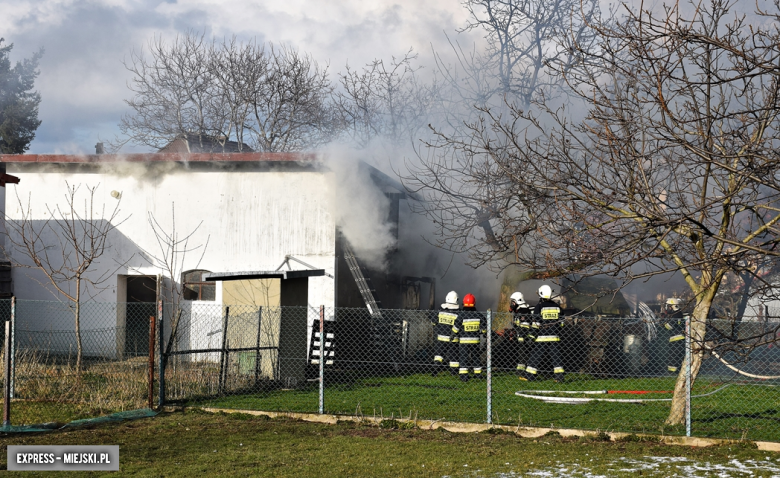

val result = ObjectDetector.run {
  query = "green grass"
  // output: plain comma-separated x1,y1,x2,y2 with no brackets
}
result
0,401,124,427
0,409,776,477
184,372,780,442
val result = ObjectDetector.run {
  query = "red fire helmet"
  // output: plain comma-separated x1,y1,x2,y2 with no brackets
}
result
463,293,476,308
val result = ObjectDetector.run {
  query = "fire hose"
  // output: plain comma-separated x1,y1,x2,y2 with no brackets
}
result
709,349,780,380
515,384,732,404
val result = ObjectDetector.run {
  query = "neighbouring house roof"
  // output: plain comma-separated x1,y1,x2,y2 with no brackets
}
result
159,134,254,154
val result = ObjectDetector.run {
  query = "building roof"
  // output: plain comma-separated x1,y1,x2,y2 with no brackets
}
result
0,152,318,164
159,134,254,154
0,152,412,197
205,270,325,281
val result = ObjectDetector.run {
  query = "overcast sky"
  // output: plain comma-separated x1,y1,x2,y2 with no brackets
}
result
1,0,471,154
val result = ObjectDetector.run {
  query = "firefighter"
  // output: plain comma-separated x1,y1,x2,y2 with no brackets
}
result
432,290,460,376
510,291,533,377
521,284,565,383
454,293,486,382
662,298,686,374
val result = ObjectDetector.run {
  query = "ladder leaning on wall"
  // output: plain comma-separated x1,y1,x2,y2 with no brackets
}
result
341,242,405,369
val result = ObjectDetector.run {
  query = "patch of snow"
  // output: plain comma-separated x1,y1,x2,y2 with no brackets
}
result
483,456,780,478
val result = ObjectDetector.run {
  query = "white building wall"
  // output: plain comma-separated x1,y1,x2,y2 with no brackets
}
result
4,163,337,339
746,294,780,322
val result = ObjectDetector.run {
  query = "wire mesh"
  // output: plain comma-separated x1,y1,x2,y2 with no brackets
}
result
1,299,779,442
2,300,157,427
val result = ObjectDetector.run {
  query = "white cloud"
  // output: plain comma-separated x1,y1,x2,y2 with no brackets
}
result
0,0,471,154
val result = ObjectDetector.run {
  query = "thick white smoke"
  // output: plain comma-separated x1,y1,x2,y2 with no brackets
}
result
321,142,396,271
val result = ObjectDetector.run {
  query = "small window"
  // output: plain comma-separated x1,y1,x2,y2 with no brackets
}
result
182,270,216,301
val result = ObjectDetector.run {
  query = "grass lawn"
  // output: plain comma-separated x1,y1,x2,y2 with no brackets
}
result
0,401,122,429
0,409,777,477
185,371,780,442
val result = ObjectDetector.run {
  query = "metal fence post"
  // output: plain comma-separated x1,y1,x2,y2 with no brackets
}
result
254,307,263,385
685,314,691,437
158,300,165,408
148,315,156,409
9,297,15,400
319,305,324,415
487,308,492,425
218,307,230,395
3,320,11,427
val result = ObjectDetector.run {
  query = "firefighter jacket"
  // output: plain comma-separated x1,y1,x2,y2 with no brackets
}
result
532,299,564,342
663,309,685,343
434,306,460,343
453,307,486,344
512,306,533,342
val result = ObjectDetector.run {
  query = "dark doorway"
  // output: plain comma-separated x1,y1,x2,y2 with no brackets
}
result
126,276,157,357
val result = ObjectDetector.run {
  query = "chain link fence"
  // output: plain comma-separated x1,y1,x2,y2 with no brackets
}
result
1,300,157,428
2,299,780,442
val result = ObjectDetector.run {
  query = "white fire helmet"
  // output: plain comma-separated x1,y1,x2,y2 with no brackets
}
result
510,291,524,304
538,284,553,300
445,291,459,306
666,298,681,311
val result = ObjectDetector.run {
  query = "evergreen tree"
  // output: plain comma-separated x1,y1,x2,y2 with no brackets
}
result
0,38,43,154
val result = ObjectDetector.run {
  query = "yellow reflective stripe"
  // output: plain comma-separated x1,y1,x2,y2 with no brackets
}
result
541,307,560,320
664,323,673,330
669,335,685,342
438,312,456,325
554,367,564,373
668,366,678,372
460,338,480,344
526,367,538,374
535,336,560,342
437,335,452,342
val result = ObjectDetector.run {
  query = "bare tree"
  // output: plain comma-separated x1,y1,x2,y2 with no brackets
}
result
3,183,128,373
117,32,227,151
434,0,601,112
334,50,436,147
245,43,336,152
406,0,780,425
142,205,209,370
117,32,336,152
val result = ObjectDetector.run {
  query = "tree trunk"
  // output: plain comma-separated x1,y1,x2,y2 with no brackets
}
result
75,277,83,376
162,308,183,371
665,293,713,425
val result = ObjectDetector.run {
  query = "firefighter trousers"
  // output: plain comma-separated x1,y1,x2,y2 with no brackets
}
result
434,339,459,374
525,339,564,379
459,342,482,375
516,340,532,374
667,337,685,373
